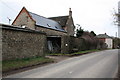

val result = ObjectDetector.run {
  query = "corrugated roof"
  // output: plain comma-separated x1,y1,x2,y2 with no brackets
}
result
48,16,69,27
97,34,111,38
29,12,65,32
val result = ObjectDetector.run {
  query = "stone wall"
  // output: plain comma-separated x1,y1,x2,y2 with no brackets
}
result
2,24,46,60
61,36,71,54
36,26,67,36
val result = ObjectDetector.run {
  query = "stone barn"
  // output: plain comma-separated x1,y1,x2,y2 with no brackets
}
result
12,7,75,53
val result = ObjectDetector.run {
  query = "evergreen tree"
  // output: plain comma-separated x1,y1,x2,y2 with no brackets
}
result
76,27,84,37
90,31,96,36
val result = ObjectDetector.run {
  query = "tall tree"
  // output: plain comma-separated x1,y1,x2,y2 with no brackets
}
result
76,27,84,37
90,31,96,36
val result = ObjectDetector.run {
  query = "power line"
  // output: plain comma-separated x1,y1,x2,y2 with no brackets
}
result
0,0,19,24
0,0,17,12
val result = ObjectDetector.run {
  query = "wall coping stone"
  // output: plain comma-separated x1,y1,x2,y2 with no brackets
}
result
0,24,46,35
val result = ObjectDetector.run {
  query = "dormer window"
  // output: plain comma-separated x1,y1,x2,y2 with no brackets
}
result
55,26,58,29
47,24,51,27
21,25,26,28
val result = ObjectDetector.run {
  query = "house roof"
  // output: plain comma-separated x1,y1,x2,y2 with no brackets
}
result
97,34,111,38
48,16,69,27
29,12,65,32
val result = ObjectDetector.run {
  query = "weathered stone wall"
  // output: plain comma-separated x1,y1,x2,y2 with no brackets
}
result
36,26,67,36
2,24,46,60
61,36,71,54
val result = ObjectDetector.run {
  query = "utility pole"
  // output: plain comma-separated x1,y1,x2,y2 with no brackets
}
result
116,32,117,37
118,1,120,38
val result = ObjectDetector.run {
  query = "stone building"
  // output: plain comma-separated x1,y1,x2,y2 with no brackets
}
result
97,33,113,49
12,7,75,53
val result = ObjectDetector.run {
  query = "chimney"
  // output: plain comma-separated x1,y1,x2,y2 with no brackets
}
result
69,8,72,17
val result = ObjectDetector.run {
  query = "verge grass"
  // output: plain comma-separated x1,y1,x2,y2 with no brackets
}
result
48,49,100,56
2,56,53,72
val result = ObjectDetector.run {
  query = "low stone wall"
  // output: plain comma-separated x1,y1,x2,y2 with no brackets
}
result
61,36,71,54
1,24,46,60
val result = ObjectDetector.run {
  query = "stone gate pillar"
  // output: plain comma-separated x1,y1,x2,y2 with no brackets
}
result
61,36,70,54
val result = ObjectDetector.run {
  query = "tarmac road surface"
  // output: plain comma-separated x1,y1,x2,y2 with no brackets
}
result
4,49,118,78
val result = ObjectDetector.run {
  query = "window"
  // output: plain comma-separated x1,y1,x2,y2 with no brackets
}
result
55,26,58,29
47,24,51,27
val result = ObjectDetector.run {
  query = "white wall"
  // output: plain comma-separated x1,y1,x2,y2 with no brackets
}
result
105,38,113,48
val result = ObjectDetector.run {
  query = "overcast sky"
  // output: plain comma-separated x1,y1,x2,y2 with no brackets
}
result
0,0,119,37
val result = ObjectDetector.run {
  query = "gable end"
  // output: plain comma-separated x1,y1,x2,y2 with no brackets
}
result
12,7,35,25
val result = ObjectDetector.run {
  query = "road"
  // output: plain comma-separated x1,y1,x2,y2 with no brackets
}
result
5,49,118,78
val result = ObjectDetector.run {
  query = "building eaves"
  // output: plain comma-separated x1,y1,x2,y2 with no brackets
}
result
1,24,46,34
28,12,65,31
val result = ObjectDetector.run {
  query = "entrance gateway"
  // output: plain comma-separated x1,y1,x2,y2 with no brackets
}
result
47,36,61,53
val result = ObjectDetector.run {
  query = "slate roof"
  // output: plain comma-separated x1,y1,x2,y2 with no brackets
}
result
29,12,65,32
97,34,111,38
48,16,69,27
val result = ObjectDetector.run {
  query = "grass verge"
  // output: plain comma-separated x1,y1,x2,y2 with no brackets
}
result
2,56,54,72
48,49,100,56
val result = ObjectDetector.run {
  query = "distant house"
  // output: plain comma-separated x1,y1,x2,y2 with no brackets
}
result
12,7,75,53
97,33,113,48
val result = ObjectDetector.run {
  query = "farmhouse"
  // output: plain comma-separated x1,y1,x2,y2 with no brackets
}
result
12,7,75,53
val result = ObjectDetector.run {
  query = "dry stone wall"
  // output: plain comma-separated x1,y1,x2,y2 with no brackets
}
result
2,24,46,60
